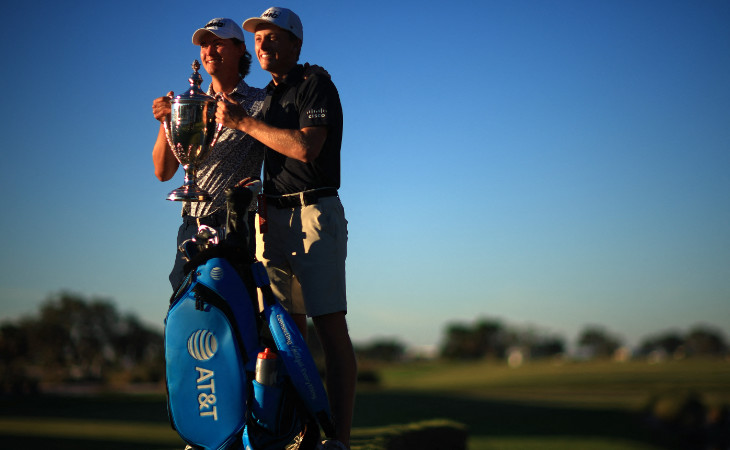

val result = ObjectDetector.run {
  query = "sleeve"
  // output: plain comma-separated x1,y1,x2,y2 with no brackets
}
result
298,74,339,129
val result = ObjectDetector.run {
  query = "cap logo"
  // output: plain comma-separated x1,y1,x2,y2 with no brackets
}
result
205,20,225,29
262,11,280,19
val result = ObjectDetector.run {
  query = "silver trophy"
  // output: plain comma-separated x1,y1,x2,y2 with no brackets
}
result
163,60,223,201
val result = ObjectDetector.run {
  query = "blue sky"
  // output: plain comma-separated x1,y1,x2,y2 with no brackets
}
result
2,0,728,351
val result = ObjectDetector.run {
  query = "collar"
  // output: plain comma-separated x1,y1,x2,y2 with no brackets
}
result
206,77,251,97
266,64,305,93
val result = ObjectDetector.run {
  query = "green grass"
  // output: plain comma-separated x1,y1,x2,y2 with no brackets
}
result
1,359,728,449
375,358,730,449
0,417,178,446
380,358,730,408
468,436,662,450
0,393,180,449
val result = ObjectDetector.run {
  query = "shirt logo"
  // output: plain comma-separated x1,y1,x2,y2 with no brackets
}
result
306,108,327,119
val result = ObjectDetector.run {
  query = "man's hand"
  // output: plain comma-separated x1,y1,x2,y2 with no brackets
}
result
303,62,330,79
152,91,173,122
216,92,248,130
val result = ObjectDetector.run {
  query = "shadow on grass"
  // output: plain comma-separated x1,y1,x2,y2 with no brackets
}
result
0,393,181,450
0,392,170,423
0,435,179,450
1,391,680,449
353,389,671,449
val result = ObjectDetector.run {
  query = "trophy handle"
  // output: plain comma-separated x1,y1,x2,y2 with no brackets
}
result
209,122,224,149
162,93,175,150
163,118,174,151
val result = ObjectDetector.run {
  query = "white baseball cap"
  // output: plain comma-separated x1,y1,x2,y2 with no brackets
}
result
192,18,246,45
242,7,303,41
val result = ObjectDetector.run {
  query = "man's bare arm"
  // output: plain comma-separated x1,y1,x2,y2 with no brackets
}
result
151,92,180,181
216,93,327,163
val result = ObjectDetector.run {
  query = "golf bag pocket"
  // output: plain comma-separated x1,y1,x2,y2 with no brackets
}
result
165,257,261,450
244,379,303,449
251,380,283,431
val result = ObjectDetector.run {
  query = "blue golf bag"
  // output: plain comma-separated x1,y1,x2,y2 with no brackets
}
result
164,184,335,450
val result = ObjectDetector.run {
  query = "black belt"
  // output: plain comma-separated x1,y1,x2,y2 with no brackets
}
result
266,188,338,209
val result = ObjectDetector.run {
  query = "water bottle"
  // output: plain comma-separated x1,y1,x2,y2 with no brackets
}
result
255,348,278,386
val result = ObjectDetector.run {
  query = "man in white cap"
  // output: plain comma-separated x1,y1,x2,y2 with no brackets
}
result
216,7,356,450
151,18,266,290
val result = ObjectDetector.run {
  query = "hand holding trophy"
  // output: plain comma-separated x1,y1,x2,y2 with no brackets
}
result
163,60,223,201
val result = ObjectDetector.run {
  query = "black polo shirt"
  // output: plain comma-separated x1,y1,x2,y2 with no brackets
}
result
261,64,343,195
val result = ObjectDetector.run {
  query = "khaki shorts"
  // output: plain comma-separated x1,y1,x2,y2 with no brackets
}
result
255,195,348,317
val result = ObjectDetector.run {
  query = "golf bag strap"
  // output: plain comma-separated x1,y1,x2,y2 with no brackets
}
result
251,262,280,308
251,262,269,288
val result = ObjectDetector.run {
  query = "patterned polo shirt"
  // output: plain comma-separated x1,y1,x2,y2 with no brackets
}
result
182,78,266,217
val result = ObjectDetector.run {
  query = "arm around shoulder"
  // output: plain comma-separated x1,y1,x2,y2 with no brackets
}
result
238,115,327,163
215,92,328,163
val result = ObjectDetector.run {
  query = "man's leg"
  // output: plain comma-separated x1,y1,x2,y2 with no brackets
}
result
312,312,357,448
291,313,308,337
169,218,193,290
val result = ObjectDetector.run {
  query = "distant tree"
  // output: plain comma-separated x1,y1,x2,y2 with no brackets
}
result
440,318,506,359
638,330,684,357
1,291,163,388
439,318,567,361
26,293,123,381
0,322,30,361
355,338,405,362
440,322,474,359
500,326,565,360
112,314,165,382
473,319,506,359
531,336,566,358
684,325,727,357
577,325,622,359
0,321,36,392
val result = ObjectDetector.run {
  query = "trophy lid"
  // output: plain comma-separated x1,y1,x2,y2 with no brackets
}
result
174,60,215,102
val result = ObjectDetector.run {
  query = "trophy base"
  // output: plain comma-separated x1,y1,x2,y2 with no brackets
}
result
166,186,211,202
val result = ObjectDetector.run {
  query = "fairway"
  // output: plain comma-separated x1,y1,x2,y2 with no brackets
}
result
381,358,730,408
1,359,728,449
